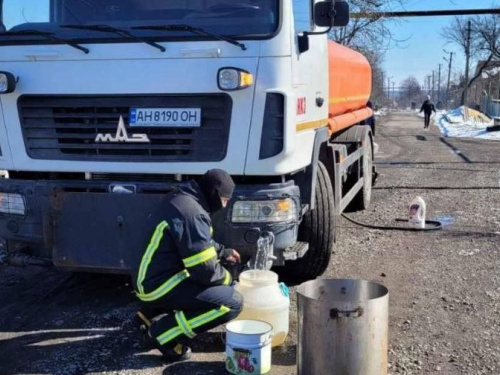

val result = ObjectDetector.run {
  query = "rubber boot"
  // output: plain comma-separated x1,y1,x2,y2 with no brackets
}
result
146,331,192,363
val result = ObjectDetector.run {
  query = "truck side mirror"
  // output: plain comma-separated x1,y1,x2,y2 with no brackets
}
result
313,0,350,28
299,0,349,54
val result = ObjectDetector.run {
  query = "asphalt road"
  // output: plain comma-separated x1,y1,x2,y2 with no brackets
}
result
1,111,499,375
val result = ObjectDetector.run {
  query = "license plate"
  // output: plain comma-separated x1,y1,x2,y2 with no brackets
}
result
129,108,201,127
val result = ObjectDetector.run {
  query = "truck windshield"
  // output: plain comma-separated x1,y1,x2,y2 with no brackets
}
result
0,0,279,46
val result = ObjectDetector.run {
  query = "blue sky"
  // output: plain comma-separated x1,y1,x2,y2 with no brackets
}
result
384,0,497,88
3,0,48,29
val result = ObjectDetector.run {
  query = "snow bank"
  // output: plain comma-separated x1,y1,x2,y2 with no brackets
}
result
435,106,499,141
444,106,491,124
374,108,388,117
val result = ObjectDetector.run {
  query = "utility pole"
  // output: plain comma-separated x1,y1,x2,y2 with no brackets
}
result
427,75,431,95
438,63,442,105
392,82,395,102
387,77,391,100
432,71,435,101
463,19,472,106
445,51,454,107
381,71,385,97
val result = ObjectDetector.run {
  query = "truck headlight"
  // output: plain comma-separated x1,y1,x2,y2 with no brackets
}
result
0,193,26,215
231,198,297,223
217,67,253,91
0,72,16,94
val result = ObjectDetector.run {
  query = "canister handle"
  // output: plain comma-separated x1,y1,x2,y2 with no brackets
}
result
330,307,364,319
279,282,289,297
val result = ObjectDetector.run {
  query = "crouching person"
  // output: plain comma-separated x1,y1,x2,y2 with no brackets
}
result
131,169,243,362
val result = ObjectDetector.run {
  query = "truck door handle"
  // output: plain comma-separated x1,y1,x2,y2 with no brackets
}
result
24,52,61,60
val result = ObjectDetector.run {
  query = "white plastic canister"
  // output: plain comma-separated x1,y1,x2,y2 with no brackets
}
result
235,270,289,347
225,320,273,375
408,196,426,229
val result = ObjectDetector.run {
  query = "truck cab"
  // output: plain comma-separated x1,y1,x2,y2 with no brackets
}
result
0,0,372,280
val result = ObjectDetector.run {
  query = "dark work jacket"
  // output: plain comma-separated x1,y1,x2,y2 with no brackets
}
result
420,100,436,114
130,181,231,297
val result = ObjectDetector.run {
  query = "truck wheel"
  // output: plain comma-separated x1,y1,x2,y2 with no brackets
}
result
348,132,373,211
284,161,335,281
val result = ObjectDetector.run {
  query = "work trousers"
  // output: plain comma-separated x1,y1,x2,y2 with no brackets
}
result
424,112,431,128
141,280,243,348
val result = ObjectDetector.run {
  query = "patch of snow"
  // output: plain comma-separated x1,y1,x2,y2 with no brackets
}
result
444,107,467,124
482,66,500,78
374,107,388,117
435,107,500,141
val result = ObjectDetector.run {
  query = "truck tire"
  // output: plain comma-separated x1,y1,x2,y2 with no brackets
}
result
348,131,373,211
284,161,335,281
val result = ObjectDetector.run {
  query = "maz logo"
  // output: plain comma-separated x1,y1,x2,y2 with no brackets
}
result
95,116,150,143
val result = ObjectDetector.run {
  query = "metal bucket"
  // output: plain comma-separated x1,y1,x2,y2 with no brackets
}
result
296,279,389,375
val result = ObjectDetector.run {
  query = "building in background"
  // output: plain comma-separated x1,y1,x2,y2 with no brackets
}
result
470,60,500,120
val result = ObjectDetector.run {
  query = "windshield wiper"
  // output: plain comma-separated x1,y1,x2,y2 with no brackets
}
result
0,30,89,54
61,24,166,52
132,25,247,51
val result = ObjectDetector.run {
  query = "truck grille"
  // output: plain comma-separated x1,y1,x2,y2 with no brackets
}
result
18,94,232,162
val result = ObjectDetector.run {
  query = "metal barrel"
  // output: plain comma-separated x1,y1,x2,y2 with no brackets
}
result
296,279,389,375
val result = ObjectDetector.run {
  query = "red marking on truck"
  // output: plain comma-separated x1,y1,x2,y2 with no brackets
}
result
297,97,306,115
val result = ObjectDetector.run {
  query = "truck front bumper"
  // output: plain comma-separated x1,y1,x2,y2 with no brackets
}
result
0,179,302,271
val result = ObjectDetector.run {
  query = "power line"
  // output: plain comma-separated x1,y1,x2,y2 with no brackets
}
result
351,8,500,19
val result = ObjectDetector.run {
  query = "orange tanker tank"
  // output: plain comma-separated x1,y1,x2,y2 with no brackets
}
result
328,41,373,134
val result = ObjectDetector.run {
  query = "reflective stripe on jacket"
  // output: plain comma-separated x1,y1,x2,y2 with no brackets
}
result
131,181,232,302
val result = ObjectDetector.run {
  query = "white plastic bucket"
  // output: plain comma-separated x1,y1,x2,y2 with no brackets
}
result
225,320,273,375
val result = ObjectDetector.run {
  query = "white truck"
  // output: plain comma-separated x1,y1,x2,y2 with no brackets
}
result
0,0,374,280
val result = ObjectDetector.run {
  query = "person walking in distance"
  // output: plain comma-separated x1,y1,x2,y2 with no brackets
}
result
420,95,436,129
131,169,243,362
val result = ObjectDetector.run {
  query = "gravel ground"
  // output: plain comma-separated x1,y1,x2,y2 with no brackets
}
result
1,111,499,375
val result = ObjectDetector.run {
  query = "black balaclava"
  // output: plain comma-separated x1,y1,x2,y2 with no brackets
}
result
198,169,235,213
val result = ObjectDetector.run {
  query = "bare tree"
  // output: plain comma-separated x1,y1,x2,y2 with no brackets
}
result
330,0,409,51
441,17,480,58
362,48,386,106
401,76,422,99
475,14,500,58
441,13,500,96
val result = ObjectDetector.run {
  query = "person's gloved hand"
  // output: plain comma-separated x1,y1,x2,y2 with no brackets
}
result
221,248,241,264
